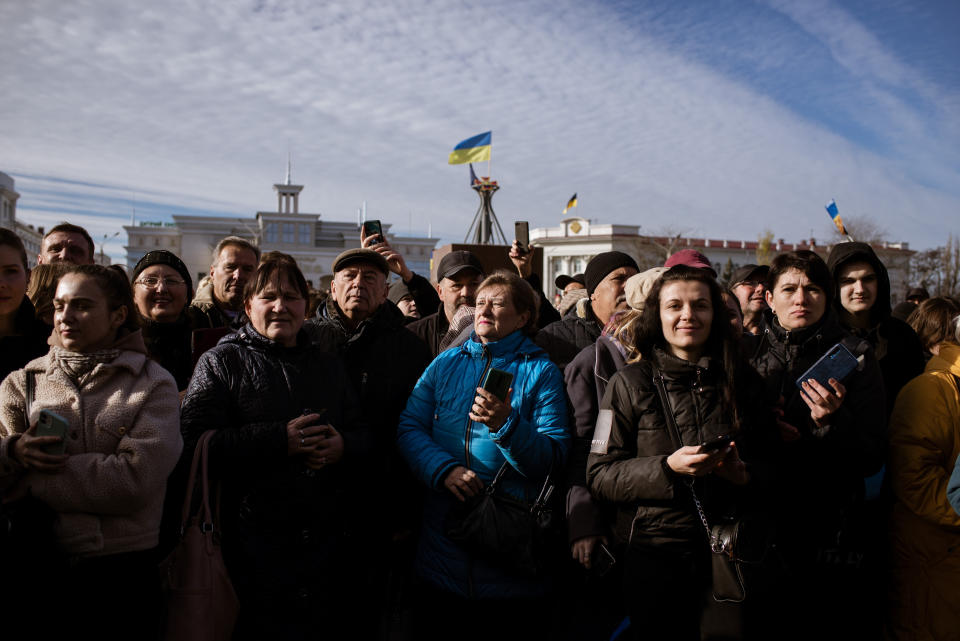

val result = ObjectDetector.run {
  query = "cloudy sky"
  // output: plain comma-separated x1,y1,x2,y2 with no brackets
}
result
2,0,958,261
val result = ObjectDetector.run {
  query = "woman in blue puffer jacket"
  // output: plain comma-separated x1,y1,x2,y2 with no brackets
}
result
398,270,568,640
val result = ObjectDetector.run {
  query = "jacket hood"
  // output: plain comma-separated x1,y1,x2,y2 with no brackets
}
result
927,341,960,379
192,280,215,306
826,241,891,321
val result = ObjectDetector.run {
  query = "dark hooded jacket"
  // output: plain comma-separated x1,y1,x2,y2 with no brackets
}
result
140,314,195,391
826,242,925,416
0,297,51,382
535,298,603,372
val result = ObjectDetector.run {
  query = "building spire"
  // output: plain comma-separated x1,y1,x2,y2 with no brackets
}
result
285,153,292,186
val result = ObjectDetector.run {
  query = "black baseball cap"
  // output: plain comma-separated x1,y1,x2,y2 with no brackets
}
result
437,250,484,281
729,264,769,287
555,273,585,290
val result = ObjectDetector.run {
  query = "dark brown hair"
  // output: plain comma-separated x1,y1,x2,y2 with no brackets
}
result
243,252,309,302
476,270,539,336
44,223,95,261
907,297,960,352
766,250,834,305
0,227,28,270
62,264,140,333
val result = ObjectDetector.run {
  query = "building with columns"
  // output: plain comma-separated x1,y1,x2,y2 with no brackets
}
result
1,171,44,268
124,173,436,289
533,216,916,303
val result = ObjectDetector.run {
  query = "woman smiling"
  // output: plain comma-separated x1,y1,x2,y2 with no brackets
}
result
587,265,774,640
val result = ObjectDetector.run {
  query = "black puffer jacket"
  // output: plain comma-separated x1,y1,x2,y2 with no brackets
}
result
826,241,925,416
587,348,774,548
0,297,50,382
534,298,602,372
180,324,367,637
748,309,886,551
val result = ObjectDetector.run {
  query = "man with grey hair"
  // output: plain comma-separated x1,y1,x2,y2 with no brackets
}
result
188,236,260,329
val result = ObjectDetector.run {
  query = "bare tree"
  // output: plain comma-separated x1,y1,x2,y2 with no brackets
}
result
821,214,888,245
908,235,960,298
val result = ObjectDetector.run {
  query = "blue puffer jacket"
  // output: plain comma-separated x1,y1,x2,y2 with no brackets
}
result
397,329,569,599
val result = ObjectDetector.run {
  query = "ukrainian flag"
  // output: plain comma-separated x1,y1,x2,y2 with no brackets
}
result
563,193,578,215
448,131,492,165
825,199,847,235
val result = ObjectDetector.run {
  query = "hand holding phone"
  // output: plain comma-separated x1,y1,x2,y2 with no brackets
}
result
699,434,732,454
514,221,530,255
36,409,69,455
361,219,384,245
471,368,514,431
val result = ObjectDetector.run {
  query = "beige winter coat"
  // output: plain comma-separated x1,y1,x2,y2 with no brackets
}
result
0,330,182,558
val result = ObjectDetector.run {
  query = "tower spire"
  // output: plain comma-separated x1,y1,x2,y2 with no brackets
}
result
285,153,292,186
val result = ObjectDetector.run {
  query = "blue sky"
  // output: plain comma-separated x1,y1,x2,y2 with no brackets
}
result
2,0,957,262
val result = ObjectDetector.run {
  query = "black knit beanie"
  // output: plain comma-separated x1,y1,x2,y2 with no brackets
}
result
584,251,639,295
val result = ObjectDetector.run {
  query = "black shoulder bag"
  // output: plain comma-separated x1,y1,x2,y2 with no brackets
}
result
445,450,560,578
653,371,768,603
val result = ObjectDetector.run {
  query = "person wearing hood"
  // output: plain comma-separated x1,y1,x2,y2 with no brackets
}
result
826,241,925,417
0,264,182,641
747,250,886,640
0,228,51,381
130,249,196,391
535,251,639,372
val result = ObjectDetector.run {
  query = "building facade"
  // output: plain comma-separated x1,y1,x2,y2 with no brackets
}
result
533,216,916,302
124,177,436,289
1,171,44,268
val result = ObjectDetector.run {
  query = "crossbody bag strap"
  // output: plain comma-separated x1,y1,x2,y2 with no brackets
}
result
487,442,557,511
653,371,717,548
25,371,34,419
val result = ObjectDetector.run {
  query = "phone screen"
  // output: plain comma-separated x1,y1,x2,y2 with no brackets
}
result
481,368,513,402
362,219,383,243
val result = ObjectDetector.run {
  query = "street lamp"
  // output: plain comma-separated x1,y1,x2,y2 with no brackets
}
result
100,231,120,265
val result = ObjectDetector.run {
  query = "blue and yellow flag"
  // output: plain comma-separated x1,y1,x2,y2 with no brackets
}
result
563,193,578,215
448,131,492,165
825,199,847,235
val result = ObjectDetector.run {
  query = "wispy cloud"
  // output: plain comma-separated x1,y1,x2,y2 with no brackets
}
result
1,0,957,263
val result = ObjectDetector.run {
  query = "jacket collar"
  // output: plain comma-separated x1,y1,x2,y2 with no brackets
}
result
462,329,541,360
222,323,310,353
928,341,960,379
319,296,403,337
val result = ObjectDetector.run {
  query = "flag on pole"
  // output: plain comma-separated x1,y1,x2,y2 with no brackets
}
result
448,131,492,164
469,163,479,185
563,193,578,215
825,199,847,235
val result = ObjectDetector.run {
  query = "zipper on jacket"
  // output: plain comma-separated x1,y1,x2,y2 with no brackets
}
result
464,345,493,470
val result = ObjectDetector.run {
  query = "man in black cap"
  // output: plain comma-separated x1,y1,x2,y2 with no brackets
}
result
306,246,431,635
729,263,770,336
408,250,485,358
535,250,639,371
388,280,421,320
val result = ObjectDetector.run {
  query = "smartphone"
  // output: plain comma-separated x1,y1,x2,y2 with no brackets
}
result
796,343,860,391
699,434,732,453
481,368,513,402
514,221,530,254
36,409,69,455
593,543,616,577
362,219,383,244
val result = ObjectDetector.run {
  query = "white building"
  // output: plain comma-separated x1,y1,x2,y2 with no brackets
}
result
124,175,436,289
533,216,916,302
1,171,43,268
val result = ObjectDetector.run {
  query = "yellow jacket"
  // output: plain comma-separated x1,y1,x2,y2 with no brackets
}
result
887,341,960,641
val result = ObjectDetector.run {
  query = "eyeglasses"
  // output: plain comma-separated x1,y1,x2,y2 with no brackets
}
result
136,277,186,289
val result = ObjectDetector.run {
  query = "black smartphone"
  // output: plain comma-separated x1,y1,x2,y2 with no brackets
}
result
362,219,383,244
699,434,732,453
796,343,859,391
481,368,513,402
514,221,530,254
37,409,69,455
593,542,616,577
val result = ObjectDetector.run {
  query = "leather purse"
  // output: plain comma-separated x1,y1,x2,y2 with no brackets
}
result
160,430,239,641
445,457,557,577
653,372,770,603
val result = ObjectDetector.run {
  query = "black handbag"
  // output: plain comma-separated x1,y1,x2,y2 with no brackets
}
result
653,372,770,603
445,457,558,577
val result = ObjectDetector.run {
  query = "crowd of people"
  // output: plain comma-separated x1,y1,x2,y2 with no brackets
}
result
0,220,959,641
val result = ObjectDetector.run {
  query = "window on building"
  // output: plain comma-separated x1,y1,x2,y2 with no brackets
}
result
299,224,311,245
283,223,295,243
265,223,278,243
